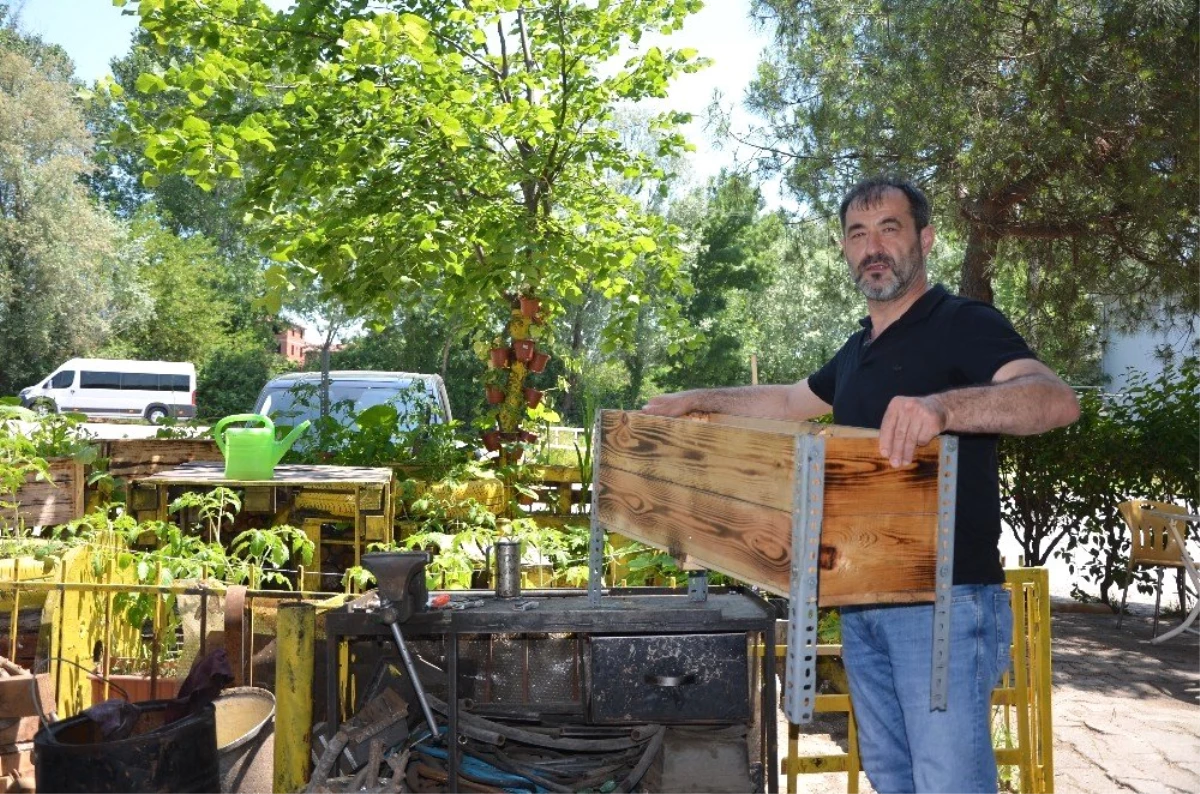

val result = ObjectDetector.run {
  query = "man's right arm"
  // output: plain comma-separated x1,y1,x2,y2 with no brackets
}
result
641,379,832,422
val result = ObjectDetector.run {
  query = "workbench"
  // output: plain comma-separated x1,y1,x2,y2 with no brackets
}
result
324,588,779,793
133,463,395,591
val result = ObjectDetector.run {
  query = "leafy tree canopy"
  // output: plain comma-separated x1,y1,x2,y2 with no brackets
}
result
106,0,708,362
0,20,124,394
746,0,1198,348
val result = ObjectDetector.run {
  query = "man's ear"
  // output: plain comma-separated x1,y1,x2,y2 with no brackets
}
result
920,225,935,258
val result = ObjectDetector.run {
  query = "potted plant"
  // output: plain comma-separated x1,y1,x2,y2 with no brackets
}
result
523,387,544,409
513,338,536,363
484,370,507,405
529,350,551,373
518,295,541,320
488,341,511,369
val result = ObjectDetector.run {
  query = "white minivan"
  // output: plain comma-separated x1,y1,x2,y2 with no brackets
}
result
19,358,197,422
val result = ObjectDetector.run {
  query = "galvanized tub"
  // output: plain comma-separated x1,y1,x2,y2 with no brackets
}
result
214,687,275,794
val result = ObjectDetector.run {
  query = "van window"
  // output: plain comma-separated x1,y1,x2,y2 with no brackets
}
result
166,374,190,392
80,371,122,389
50,370,74,389
122,372,158,390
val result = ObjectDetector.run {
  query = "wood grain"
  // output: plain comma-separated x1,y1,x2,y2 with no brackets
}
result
596,465,792,593
600,411,795,511
15,460,83,528
104,438,223,482
824,436,941,516
596,410,945,605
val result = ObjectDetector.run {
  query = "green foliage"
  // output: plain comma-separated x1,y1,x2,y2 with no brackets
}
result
1000,359,1198,604
100,208,238,365
169,486,241,544
0,34,124,395
110,0,707,441
197,345,292,420
748,0,1198,370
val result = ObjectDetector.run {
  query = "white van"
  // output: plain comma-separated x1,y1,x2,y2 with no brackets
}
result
19,358,197,422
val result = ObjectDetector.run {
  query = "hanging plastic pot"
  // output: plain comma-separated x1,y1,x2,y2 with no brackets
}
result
519,296,541,320
513,339,536,363
523,388,543,409
485,386,505,405
528,350,551,373
489,347,511,368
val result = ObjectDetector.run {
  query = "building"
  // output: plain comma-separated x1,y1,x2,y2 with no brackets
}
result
276,323,307,365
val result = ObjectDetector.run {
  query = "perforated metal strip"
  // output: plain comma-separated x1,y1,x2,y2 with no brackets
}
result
784,433,825,724
587,410,606,607
930,434,959,711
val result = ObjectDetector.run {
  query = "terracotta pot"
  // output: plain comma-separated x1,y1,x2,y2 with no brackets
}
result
523,387,543,409
519,430,538,444
513,339,536,363
89,672,183,704
482,430,503,452
489,347,511,368
485,385,505,405
519,296,541,319
528,350,551,373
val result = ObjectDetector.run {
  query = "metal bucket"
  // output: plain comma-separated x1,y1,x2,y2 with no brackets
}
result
33,700,219,793
214,687,275,794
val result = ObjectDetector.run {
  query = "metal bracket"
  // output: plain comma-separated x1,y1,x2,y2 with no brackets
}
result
784,434,825,724
687,570,709,602
931,435,959,711
588,411,605,607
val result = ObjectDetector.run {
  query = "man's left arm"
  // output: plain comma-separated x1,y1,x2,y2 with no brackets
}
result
878,358,1081,468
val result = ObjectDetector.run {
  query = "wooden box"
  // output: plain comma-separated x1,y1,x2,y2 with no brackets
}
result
102,438,223,482
14,459,83,529
595,411,949,606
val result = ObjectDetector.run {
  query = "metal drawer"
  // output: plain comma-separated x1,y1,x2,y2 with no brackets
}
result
587,633,750,724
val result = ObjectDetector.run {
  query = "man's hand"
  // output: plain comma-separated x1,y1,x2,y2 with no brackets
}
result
642,391,696,417
878,395,948,468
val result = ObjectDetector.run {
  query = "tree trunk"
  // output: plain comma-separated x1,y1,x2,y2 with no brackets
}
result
558,304,586,421
959,221,999,304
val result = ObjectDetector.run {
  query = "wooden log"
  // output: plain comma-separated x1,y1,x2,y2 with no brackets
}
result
595,410,943,606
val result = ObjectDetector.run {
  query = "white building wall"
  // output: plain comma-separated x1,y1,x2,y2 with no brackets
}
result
1100,315,1198,392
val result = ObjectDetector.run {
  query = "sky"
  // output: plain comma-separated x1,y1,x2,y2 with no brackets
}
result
14,0,774,187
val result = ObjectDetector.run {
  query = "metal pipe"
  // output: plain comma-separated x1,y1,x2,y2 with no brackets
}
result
275,602,316,793
386,620,440,737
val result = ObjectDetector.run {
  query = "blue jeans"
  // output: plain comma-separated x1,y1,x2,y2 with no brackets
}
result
841,584,1013,794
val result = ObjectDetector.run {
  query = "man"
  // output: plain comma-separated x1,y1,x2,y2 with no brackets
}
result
643,177,1079,794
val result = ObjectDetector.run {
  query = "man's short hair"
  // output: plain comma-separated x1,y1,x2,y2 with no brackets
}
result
838,177,931,232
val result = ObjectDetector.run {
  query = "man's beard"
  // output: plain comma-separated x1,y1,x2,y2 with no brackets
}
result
854,243,923,301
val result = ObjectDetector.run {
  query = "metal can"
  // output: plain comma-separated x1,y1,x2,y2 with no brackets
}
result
494,538,521,598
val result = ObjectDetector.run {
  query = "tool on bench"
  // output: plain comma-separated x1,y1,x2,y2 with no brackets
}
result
361,552,440,740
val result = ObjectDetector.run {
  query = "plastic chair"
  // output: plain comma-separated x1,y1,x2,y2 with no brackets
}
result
1116,500,1192,638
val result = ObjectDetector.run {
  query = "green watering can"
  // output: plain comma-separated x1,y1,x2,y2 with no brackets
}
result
212,414,311,480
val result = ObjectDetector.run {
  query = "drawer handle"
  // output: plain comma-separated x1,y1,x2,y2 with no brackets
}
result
644,673,697,687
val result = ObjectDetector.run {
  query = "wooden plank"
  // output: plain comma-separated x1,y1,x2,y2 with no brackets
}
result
600,411,796,512
595,410,944,605
15,460,83,528
824,436,940,516
596,466,793,593
141,462,394,486
818,513,937,606
695,412,878,438
104,438,223,482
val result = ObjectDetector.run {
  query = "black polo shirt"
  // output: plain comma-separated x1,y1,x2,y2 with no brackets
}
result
808,285,1037,585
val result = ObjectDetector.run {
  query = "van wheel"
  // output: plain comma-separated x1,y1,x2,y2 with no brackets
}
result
145,405,169,423
31,399,56,416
